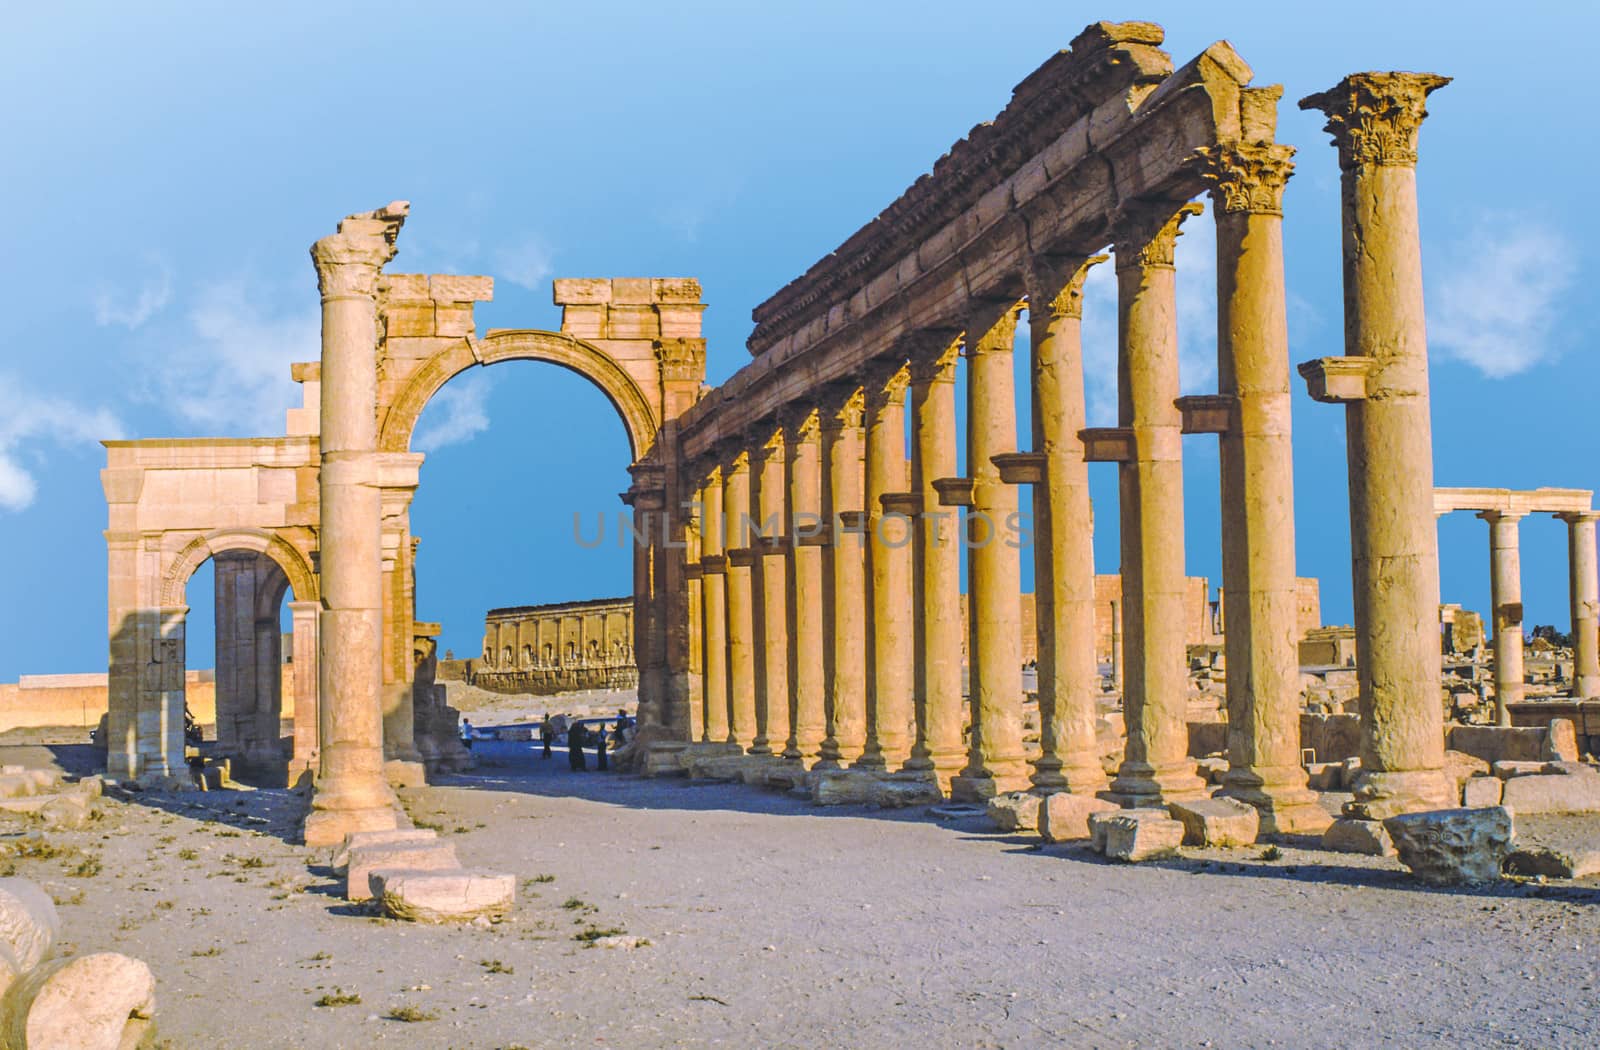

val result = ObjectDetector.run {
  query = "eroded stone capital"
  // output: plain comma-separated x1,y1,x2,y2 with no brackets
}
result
907,333,962,385
860,358,911,409
1112,201,1203,271
963,302,1024,357
1026,254,1108,319
1196,143,1296,216
818,384,866,433
780,405,822,445
654,337,706,383
310,201,410,300
1298,73,1451,171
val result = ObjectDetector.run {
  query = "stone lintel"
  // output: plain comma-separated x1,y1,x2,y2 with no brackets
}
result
932,477,976,508
1175,394,1235,434
1297,356,1374,403
1434,486,1595,518
699,554,728,574
1079,427,1135,463
991,452,1045,486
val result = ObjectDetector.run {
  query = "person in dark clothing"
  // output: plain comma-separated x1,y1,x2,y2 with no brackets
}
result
540,714,552,759
567,723,587,772
596,725,609,772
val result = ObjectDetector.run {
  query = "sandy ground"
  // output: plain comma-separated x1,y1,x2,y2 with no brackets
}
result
2,741,1598,1049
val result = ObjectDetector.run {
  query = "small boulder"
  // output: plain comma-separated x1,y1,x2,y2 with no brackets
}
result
345,841,460,901
1098,812,1185,863
0,879,60,972
1305,763,1341,791
1461,776,1503,808
985,792,1042,833
1,951,155,1050
1383,806,1514,886
1339,756,1363,790
1441,750,1491,789
1037,793,1117,843
1168,797,1260,847
372,869,515,924
1500,773,1600,815
809,770,877,806
1543,718,1580,763
1322,818,1395,857
1503,846,1600,880
37,796,90,832
330,829,438,874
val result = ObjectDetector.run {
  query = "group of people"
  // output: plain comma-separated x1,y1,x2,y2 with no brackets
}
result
457,709,633,774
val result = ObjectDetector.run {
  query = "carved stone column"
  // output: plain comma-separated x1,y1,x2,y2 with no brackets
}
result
288,600,321,778
818,387,868,767
950,306,1030,801
304,202,408,847
858,361,913,771
1106,203,1208,807
1481,510,1526,724
698,465,731,744
1561,512,1600,698
1026,256,1109,795
904,339,965,785
785,409,827,762
1201,139,1328,833
1299,74,1455,819
721,450,758,749
749,426,790,756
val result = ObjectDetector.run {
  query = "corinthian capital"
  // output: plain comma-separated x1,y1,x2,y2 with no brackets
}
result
310,201,411,300
1196,143,1296,215
1112,201,1203,271
1026,254,1108,319
1299,73,1450,171
861,357,911,409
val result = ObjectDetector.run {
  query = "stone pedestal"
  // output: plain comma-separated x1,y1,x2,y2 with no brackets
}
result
818,388,868,767
1482,510,1526,725
1105,205,1207,807
1299,74,1455,819
305,202,410,847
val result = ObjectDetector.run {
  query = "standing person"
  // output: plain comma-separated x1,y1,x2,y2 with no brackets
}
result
596,725,609,772
460,718,474,752
567,722,587,772
615,708,632,745
540,713,553,760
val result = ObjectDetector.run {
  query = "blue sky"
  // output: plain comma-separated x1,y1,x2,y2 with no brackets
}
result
1,1,1595,677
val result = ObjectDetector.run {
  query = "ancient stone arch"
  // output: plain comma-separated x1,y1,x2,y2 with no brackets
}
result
377,329,661,460
159,527,320,608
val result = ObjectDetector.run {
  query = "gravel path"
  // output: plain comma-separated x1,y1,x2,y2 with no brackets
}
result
7,743,1598,1048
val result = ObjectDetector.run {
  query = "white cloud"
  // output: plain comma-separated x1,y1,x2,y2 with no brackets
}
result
1428,215,1577,378
152,280,320,436
495,238,553,292
414,369,492,451
0,375,123,512
93,263,172,329
1079,203,1218,427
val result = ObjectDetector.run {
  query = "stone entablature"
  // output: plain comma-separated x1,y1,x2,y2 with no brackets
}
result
472,598,637,696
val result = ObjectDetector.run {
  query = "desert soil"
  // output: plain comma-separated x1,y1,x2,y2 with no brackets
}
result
3,741,1597,1049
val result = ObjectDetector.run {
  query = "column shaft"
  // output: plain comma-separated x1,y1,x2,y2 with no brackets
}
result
1565,513,1600,698
750,429,790,755
818,391,868,766
699,469,730,743
859,364,913,770
722,452,757,748
288,601,321,777
786,412,827,761
1483,511,1525,725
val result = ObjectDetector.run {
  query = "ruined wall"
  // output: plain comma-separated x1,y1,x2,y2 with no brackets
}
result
0,672,221,733
470,597,638,696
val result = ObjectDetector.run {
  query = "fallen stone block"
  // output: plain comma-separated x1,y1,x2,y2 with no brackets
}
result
1543,718,1580,763
1461,776,1503,808
1383,806,1513,885
1168,797,1260,847
1542,761,1598,778
1500,773,1600,815
683,752,747,781
1322,817,1395,857
761,763,810,793
986,792,1042,833
870,779,943,808
1492,760,1547,780
71,776,103,800
1305,763,1342,791
330,828,437,874
1098,811,1185,862
37,796,90,832
0,879,59,973
372,869,515,924
0,951,155,1050
1442,750,1491,789
346,841,460,901
1196,757,1229,785
1503,846,1600,880
1339,757,1363,790
1038,793,1117,843
809,770,878,806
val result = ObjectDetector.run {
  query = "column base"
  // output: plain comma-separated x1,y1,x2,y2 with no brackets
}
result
1032,753,1109,795
303,803,405,849
1105,760,1208,807
641,740,691,778
851,748,888,772
1342,768,1456,820
949,768,1032,803
383,759,427,790
1217,767,1333,836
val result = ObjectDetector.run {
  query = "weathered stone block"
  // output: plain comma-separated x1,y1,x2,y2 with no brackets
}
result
870,779,943,808
1461,776,1503,808
1383,806,1514,886
2,952,155,1050
657,303,705,338
345,841,459,901
986,792,1042,833
1492,760,1547,779
1447,725,1544,764
1038,792,1117,843
380,273,430,300
561,304,607,339
1503,845,1600,880
1442,749,1491,789
38,795,90,831
1196,756,1229,785
1099,812,1185,862
330,828,438,874
610,278,655,305
0,878,59,972
1500,773,1600,814
1322,817,1394,857
810,770,877,806
1543,718,1580,762
606,305,659,339
429,274,493,302
433,303,475,338
383,303,435,338
1168,797,1260,847
372,869,514,924
1305,762,1341,791
652,277,702,302
552,277,611,304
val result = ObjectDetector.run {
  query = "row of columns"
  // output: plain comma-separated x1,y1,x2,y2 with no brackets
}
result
681,119,1327,829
